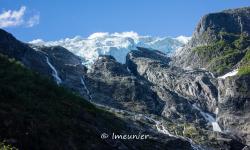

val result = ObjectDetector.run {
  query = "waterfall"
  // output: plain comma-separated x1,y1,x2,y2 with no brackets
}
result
81,76,93,101
45,57,62,85
126,66,131,73
144,115,202,150
144,116,174,137
193,104,222,132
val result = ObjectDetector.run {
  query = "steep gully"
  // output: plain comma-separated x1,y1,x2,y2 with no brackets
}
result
81,76,93,101
45,56,62,85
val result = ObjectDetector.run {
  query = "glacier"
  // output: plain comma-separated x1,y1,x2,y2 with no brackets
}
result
30,31,190,68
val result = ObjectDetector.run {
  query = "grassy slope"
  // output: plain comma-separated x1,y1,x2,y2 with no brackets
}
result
0,54,128,150
192,33,250,75
238,49,250,75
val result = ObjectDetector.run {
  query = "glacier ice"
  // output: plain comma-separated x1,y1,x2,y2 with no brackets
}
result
30,31,190,68
175,35,191,44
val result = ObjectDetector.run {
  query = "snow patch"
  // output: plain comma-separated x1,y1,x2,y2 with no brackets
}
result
218,69,238,79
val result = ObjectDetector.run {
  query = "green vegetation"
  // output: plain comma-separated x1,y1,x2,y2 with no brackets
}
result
233,34,250,49
0,141,18,150
0,54,128,149
192,33,250,75
183,125,199,139
165,122,223,147
193,40,227,57
238,49,250,76
209,49,242,73
238,65,250,76
219,31,240,43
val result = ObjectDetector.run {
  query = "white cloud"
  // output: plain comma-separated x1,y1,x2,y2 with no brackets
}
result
88,32,109,39
0,6,40,28
0,6,26,28
29,39,45,45
26,14,40,27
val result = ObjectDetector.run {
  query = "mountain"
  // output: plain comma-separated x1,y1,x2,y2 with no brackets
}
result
173,7,250,76
173,7,250,146
0,46,194,150
0,7,250,150
0,28,247,149
29,32,189,68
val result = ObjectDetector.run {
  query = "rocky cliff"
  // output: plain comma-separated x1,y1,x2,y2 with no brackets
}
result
172,7,250,147
173,7,250,76
218,75,250,145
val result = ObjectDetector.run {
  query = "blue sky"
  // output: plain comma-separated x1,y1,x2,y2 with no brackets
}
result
0,0,250,41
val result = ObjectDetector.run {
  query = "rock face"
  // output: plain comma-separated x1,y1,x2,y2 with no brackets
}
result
190,7,250,47
127,47,219,114
173,7,250,76
86,47,247,149
86,55,164,114
31,45,89,98
218,75,250,145
0,29,50,76
126,48,202,122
